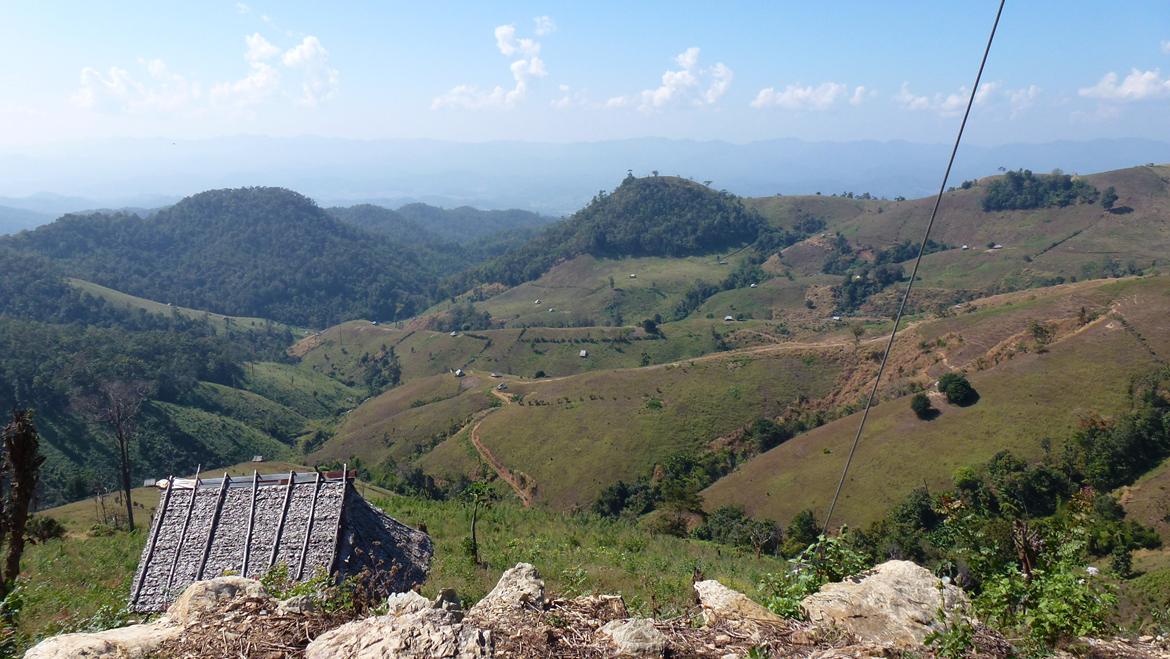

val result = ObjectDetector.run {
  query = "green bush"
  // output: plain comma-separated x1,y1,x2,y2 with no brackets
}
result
910,393,934,419
759,532,870,618
938,372,977,406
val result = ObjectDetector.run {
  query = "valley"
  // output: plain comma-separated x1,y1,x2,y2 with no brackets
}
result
8,164,1170,650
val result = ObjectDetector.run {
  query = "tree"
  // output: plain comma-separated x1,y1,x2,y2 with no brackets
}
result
641,318,659,335
849,323,865,347
0,409,45,599
910,393,935,420
1101,186,1118,210
784,509,823,555
83,381,148,531
462,481,497,565
938,372,977,406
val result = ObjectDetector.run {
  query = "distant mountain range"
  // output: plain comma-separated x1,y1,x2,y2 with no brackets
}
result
1,137,1168,218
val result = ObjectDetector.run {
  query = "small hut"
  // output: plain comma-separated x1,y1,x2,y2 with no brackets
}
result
128,469,432,612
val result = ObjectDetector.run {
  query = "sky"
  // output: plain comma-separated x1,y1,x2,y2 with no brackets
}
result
1,1,1169,147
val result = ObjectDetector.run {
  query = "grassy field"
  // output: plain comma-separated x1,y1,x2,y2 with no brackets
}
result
754,165,1170,293
18,493,786,653
67,278,305,337
296,316,798,386
702,288,1166,529
468,348,845,509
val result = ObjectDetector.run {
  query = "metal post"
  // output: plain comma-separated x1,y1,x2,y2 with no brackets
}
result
129,475,174,609
165,465,201,596
195,473,231,580
268,470,297,568
295,470,323,580
241,470,259,577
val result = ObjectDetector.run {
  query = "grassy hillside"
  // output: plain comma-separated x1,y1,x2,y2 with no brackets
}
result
749,165,1170,295
702,276,1170,529
67,278,304,337
19,492,785,652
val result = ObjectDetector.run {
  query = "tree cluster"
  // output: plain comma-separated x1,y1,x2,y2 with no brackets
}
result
981,169,1100,212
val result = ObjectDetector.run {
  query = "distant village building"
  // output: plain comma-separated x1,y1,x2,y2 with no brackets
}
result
629,273,637,279
128,469,432,612
579,349,589,358
724,315,735,322
454,368,465,377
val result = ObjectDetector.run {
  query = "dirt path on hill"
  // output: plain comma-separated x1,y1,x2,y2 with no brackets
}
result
469,409,536,507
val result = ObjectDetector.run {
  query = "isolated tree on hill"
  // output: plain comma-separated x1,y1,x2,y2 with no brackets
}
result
0,409,45,600
1101,186,1118,210
910,393,935,420
82,381,148,531
462,481,497,565
938,372,977,406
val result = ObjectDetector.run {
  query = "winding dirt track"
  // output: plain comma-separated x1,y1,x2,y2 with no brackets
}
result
468,408,535,507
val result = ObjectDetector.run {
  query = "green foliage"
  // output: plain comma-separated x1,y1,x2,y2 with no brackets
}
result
911,393,934,420
743,418,794,452
783,510,823,556
453,176,767,291
925,582,976,659
693,505,782,556
4,188,437,327
981,169,1100,212
23,517,65,545
1101,186,1118,210
758,532,869,618
432,301,492,332
938,372,977,406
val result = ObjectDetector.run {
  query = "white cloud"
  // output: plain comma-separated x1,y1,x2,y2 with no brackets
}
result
494,24,540,57
550,83,588,109
895,82,967,115
1079,69,1170,101
281,36,340,106
751,82,847,110
434,22,549,110
849,85,876,106
245,32,280,62
974,81,999,105
210,61,280,108
72,58,201,112
1007,84,1040,116
534,16,556,36
73,29,340,114
623,47,732,112
704,62,733,104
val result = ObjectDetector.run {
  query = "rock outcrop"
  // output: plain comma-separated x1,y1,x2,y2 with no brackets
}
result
801,559,969,648
28,559,1164,658
25,576,274,658
305,590,491,658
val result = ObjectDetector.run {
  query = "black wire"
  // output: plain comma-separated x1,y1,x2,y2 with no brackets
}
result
822,0,1007,532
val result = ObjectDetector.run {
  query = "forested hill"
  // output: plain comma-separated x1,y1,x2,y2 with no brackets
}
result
3,187,437,328
451,175,767,289
394,203,551,242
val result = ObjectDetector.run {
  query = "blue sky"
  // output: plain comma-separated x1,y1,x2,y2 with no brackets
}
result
1,1,1168,146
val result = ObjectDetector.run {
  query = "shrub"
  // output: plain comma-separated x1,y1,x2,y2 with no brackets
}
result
938,372,977,406
759,532,870,618
910,393,934,420
24,516,65,544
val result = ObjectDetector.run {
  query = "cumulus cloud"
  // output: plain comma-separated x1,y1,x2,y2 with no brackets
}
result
1079,69,1170,101
433,20,550,110
72,58,202,112
894,82,967,115
281,36,340,105
849,86,873,106
245,32,280,62
76,32,340,113
750,82,847,110
611,47,732,112
550,83,588,109
1007,84,1040,116
534,16,556,36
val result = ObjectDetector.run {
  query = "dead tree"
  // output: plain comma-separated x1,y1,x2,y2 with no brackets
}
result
83,382,147,532
1,409,45,600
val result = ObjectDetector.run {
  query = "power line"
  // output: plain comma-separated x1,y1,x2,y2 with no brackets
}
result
822,0,1007,532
